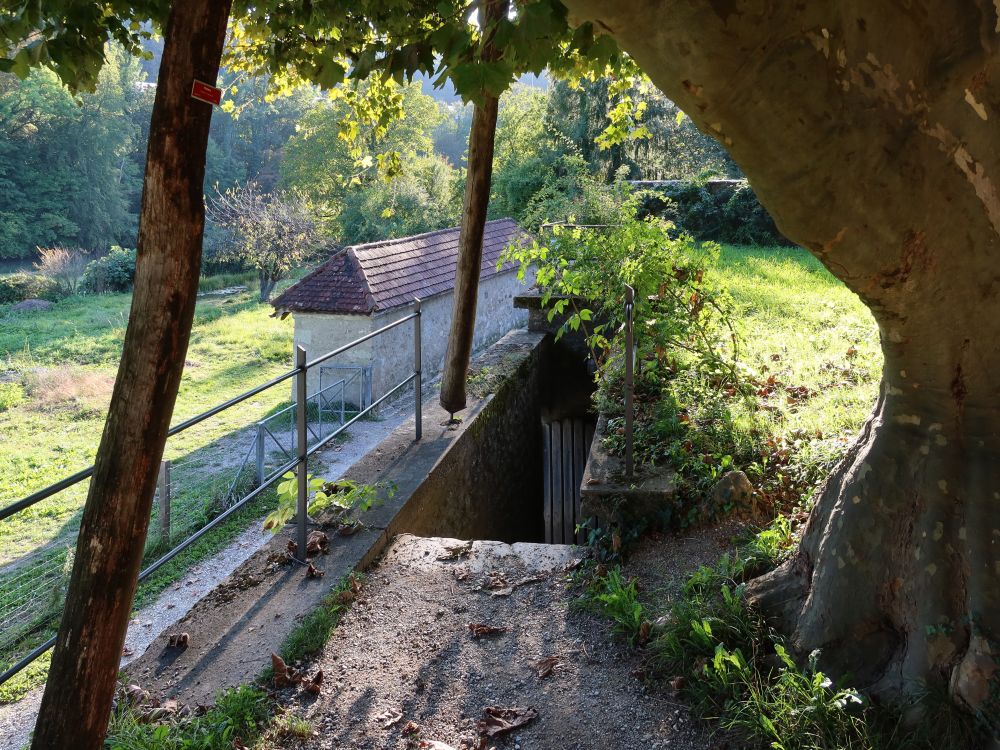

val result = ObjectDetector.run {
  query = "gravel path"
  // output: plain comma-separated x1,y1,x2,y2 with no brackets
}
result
0,398,415,749
271,535,711,750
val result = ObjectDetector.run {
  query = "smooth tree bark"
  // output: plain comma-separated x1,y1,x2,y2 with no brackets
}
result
439,0,510,415
562,0,1000,714
31,1,232,747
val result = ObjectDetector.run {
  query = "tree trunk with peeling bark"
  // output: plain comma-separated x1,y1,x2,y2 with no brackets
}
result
562,0,1000,718
439,0,509,415
31,1,231,747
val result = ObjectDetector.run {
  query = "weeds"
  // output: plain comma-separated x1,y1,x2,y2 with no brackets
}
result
646,544,990,750
105,685,272,750
271,573,362,671
576,566,647,644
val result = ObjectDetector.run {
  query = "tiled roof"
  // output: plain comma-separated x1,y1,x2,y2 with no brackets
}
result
271,218,529,315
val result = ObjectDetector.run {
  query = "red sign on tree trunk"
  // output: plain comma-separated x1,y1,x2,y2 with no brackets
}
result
191,80,222,106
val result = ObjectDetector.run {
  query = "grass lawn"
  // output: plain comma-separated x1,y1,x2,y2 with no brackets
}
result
0,289,295,558
0,283,298,700
714,243,881,440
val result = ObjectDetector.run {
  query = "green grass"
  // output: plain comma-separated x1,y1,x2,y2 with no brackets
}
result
575,566,646,644
0,280,301,699
714,244,881,439
273,574,361,669
105,684,273,750
599,243,881,527
0,289,295,558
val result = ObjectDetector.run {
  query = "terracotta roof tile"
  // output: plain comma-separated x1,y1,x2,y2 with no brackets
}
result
271,218,529,315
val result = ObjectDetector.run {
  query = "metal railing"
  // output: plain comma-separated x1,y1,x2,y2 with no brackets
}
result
624,284,635,479
0,298,423,685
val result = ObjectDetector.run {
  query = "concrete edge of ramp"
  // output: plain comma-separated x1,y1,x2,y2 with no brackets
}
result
124,330,550,705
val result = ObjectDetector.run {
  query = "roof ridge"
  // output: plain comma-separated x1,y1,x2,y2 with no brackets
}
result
347,217,517,254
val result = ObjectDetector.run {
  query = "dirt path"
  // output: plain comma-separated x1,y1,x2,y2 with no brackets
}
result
272,535,711,750
0,401,415,749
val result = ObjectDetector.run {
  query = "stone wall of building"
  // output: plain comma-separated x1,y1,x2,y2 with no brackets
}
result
291,268,533,403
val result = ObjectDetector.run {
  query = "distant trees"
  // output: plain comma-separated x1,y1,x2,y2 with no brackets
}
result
280,80,457,243
0,47,311,263
0,43,747,265
546,77,739,181
207,183,321,301
0,45,144,258
339,154,460,244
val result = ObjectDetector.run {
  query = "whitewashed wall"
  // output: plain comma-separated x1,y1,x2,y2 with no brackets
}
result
291,268,533,402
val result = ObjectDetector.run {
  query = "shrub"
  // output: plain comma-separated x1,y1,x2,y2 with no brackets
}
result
0,382,25,412
80,245,136,293
0,272,64,304
642,180,788,245
106,685,272,750
648,545,990,750
33,246,89,294
503,202,741,524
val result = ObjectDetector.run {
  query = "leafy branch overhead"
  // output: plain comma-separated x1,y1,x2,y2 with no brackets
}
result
2,2,651,188
3,1,613,100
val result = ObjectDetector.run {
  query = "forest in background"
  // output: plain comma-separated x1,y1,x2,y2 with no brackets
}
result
0,40,746,270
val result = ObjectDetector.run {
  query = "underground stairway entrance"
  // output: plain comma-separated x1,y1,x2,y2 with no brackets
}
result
119,329,712,750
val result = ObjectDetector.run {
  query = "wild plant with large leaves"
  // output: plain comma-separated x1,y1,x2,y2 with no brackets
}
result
502,201,737,388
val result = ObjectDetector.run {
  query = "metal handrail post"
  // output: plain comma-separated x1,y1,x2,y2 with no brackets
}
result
414,298,422,441
295,346,308,556
624,285,635,479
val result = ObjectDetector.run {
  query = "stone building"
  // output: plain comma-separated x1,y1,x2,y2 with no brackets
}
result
271,218,532,405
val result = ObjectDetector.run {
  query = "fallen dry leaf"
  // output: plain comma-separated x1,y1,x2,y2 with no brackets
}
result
122,683,148,706
403,720,422,735
286,540,299,558
306,530,329,555
670,676,687,692
306,561,325,579
476,706,538,738
468,623,507,638
533,655,559,678
167,632,189,648
304,669,323,695
375,709,404,729
485,571,507,589
637,620,652,646
337,521,362,536
271,653,302,688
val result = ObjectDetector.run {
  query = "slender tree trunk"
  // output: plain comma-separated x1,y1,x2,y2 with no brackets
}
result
31,1,231,747
259,271,274,302
562,0,1000,717
439,0,509,415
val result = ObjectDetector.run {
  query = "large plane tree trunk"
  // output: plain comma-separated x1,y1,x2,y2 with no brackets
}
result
562,0,1000,714
31,1,231,747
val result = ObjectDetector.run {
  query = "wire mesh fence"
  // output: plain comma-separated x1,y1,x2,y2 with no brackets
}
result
0,307,420,687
